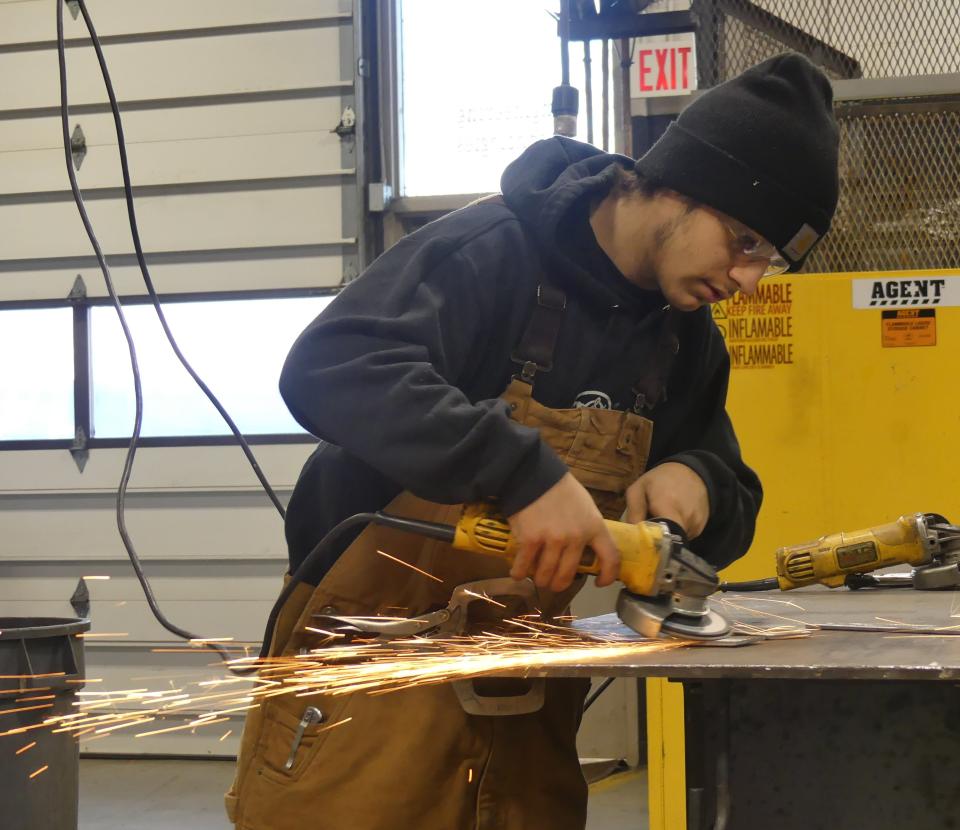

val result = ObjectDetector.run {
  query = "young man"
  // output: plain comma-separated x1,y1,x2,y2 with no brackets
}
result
227,53,839,830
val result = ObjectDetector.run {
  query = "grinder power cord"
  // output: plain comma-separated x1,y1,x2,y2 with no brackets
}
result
56,0,285,665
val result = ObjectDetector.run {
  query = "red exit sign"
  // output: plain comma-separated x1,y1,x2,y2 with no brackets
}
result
630,34,698,98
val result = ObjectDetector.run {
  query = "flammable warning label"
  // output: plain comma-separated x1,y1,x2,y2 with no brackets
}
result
721,282,795,369
881,308,936,348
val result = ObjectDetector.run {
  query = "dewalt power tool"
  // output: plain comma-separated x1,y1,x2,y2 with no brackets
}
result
258,502,730,658
448,502,728,639
721,513,960,594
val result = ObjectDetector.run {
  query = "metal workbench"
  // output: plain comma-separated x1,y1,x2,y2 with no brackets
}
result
564,588,960,830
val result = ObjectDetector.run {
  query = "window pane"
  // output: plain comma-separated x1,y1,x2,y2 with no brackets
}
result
0,308,74,441
91,297,333,438
400,0,611,196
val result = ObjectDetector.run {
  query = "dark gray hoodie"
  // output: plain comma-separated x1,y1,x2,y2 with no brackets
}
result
280,137,762,582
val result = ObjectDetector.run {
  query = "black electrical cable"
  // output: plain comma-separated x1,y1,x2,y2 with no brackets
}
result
583,677,615,712
56,0,285,666
719,577,780,592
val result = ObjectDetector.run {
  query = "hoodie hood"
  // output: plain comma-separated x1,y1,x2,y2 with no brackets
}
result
500,137,643,309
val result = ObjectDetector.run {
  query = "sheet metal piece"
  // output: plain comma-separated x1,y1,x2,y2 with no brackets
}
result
552,587,960,680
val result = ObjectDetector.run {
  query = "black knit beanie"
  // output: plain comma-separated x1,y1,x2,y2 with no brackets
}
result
635,52,839,271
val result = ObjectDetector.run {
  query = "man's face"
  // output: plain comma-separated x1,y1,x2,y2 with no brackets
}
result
650,200,785,311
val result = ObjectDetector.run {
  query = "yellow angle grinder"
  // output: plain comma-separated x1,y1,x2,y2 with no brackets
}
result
448,502,729,639
721,513,960,593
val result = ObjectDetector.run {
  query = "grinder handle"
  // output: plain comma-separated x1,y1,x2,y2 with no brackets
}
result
451,503,665,597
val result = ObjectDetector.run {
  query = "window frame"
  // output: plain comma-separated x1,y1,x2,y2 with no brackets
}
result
0,288,337,452
379,0,626,240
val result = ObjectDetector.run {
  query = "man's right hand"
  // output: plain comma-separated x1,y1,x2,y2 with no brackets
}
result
506,472,620,593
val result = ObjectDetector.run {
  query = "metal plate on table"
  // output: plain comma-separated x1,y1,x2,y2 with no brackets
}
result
551,587,960,681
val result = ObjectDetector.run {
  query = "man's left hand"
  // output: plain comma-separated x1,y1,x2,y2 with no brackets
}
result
624,462,709,539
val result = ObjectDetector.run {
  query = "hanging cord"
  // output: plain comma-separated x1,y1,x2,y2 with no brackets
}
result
56,0,286,667
583,677,615,712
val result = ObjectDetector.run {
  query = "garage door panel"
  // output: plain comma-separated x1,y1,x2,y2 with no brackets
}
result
0,599,272,643
1,185,346,260
0,248,346,300
0,0,348,47
0,96,347,153
0,28,346,112
1,132,351,195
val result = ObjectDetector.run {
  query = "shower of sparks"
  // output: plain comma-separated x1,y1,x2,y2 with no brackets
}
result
716,597,812,635
722,595,806,611
376,550,445,583
29,618,686,745
28,766,48,780
875,616,960,632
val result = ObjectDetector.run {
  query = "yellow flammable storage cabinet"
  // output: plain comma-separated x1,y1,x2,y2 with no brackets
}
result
647,268,960,830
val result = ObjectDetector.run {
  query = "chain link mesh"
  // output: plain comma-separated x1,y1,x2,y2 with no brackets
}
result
689,0,960,271
807,101,960,273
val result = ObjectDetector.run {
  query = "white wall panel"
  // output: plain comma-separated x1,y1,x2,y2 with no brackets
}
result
0,445,311,492
0,250,346,300
0,28,346,112
0,0,347,46
1,186,347,260
0,496,289,562
1,133,351,195
0,96,347,154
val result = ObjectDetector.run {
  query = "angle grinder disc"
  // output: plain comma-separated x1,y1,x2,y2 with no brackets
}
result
616,591,731,640
659,608,730,640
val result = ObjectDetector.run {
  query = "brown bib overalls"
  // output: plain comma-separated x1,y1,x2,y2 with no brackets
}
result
227,266,674,830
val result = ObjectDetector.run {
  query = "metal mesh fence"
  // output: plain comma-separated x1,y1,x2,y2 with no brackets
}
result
807,101,960,273
688,0,960,272
694,0,960,83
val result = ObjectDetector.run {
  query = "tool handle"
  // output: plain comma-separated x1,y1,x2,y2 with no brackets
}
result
775,514,932,590
451,503,665,596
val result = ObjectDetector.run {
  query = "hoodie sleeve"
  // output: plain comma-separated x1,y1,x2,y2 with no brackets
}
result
279,229,570,514
655,324,763,569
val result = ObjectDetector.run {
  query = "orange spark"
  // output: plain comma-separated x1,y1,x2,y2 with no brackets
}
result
0,704,55,717
376,550,444,583
461,589,506,608
15,742,36,755
29,766,48,780
76,633,129,639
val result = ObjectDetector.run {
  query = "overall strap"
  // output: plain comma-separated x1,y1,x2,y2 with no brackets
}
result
465,193,567,386
510,283,567,384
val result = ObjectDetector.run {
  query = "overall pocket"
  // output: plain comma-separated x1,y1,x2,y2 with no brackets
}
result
256,693,352,782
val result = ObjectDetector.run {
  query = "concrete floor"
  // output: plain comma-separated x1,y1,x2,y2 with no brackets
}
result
79,758,648,829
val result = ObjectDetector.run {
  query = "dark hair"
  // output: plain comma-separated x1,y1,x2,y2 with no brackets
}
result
613,165,697,214
612,165,660,198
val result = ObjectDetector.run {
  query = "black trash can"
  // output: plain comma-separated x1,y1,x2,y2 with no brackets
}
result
0,617,90,830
